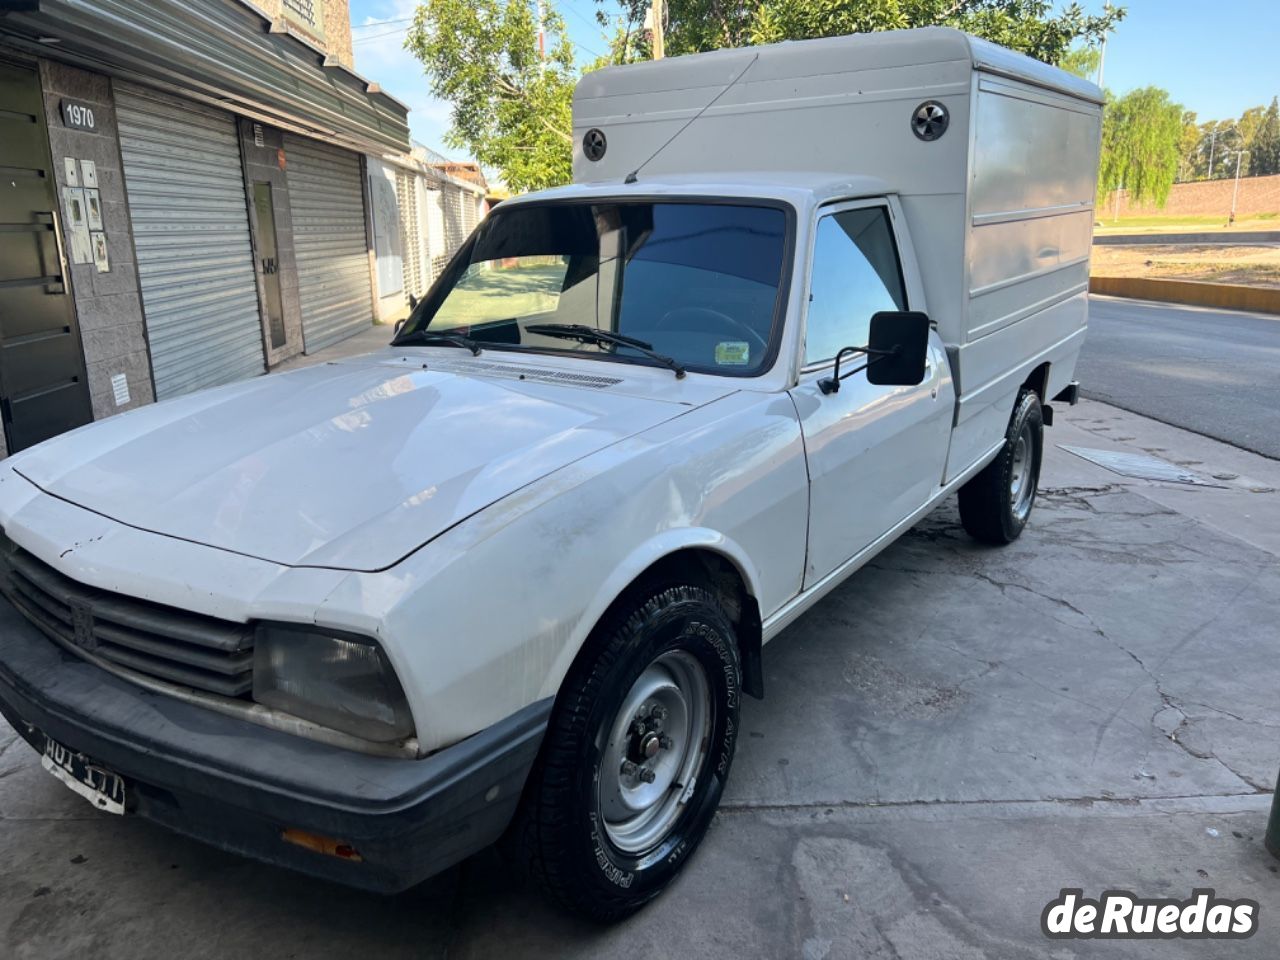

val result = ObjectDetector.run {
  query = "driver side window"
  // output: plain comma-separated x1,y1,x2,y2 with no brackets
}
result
804,207,906,366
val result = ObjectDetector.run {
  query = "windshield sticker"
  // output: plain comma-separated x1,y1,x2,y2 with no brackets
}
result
715,341,750,366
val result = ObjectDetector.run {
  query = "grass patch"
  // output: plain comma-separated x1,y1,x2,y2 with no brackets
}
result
1094,213,1279,232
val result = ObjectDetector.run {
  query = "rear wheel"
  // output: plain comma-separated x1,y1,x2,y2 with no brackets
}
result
515,584,741,922
958,389,1044,544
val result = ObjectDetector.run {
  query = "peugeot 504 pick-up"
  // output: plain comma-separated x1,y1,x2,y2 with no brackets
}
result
0,28,1101,920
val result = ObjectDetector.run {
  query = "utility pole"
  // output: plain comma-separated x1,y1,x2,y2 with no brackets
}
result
650,0,665,60
1207,128,1216,179
1230,150,1248,225
1096,1,1109,87
536,0,545,74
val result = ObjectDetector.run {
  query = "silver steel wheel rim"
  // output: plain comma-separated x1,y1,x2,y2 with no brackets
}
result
599,649,712,854
1010,422,1035,521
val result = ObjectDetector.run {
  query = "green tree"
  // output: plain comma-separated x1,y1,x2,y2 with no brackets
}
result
1058,43,1101,81
1097,86,1184,209
1176,110,1199,182
1251,97,1280,176
604,0,1121,64
405,0,577,192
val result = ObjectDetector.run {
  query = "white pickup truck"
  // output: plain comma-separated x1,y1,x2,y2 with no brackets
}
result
0,28,1100,920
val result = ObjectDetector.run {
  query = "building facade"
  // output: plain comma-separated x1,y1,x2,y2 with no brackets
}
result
0,0,484,457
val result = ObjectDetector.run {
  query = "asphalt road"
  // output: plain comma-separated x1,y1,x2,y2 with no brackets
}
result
1078,296,1280,459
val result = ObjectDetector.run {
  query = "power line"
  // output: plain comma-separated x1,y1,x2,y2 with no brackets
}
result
352,16,413,30
560,2,603,33
353,25,410,44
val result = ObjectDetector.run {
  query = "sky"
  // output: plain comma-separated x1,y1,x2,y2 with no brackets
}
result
349,0,1280,160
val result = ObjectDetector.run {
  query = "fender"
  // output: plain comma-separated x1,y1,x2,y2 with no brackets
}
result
538,526,765,701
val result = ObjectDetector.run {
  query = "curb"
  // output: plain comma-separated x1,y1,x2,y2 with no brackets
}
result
1094,231,1280,245
1088,276,1280,315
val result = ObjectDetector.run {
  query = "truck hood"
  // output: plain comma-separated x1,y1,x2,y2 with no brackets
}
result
11,353,725,571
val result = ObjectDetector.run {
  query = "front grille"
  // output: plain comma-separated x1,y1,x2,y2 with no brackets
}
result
0,537,254,697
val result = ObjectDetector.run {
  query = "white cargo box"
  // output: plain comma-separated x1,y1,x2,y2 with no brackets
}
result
573,28,1103,470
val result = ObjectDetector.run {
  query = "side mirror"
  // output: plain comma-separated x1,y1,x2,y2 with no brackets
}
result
408,294,418,310
866,311,930,386
818,311,931,394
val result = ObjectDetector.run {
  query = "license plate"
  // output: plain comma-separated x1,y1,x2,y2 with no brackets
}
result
40,736,126,815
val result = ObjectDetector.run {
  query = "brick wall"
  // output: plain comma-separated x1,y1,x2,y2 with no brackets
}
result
251,0,353,67
322,0,353,67
1104,174,1280,219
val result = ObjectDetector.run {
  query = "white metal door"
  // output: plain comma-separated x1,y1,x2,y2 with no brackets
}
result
789,199,954,587
283,134,373,351
115,84,264,399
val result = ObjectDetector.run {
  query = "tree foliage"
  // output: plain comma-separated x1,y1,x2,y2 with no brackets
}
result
405,0,577,192
602,0,1121,64
1175,96,1280,181
1098,87,1183,207
1057,43,1100,81
1253,98,1280,176
408,0,1125,190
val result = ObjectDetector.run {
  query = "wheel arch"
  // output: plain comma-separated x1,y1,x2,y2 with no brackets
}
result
544,531,766,702
1021,361,1051,402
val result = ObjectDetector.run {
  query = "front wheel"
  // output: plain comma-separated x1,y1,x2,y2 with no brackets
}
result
958,389,1044,544
515,584,741,922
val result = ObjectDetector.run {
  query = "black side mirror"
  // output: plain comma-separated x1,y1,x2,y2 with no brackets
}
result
408,294,418,310
866,311,930,386
818,311,931,394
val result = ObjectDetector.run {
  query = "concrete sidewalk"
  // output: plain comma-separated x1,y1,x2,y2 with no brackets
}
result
270,321,397,374
3,399,1279,959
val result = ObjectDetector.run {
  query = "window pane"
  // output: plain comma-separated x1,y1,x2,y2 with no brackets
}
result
432,257,573,329
616,204,786,373
804,208,905,365
411,202,788,375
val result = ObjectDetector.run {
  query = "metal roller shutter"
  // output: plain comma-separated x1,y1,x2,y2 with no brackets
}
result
461,189,480,237
283,135,373,351
395,168,422,298
115,85,265,399
439,182,467,269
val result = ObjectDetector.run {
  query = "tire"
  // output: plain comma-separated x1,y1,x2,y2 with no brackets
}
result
515,583,742,922
958,389,1044,544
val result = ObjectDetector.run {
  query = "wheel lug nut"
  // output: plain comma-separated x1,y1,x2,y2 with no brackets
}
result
638,768,656,784
650,705,667,722
659,735,673,750
621,760,639,777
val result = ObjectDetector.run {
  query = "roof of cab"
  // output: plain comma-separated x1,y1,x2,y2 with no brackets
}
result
500,171,894,211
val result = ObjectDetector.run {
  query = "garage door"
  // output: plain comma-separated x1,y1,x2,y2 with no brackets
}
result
115,85,264,399
283,135,373,352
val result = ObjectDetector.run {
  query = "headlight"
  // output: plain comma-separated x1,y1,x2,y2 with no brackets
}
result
252,624,414,743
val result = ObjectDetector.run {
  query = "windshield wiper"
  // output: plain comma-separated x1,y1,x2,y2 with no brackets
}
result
524,323,686,379
391,328,482,356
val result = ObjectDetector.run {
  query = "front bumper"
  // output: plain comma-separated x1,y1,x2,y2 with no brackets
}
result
0,595,550,893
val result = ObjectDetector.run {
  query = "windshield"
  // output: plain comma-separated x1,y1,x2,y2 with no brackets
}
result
399,200,790,376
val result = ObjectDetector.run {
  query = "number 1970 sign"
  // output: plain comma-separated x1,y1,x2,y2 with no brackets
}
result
61,99,96,132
